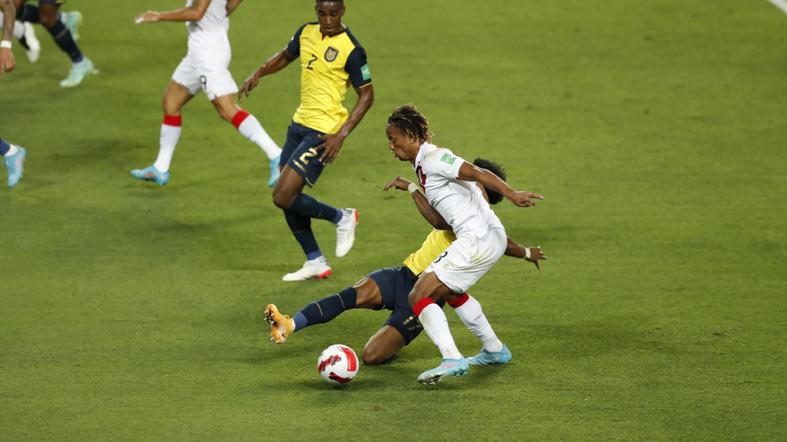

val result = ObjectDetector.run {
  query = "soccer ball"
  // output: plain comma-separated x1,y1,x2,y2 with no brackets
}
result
317,344,359,385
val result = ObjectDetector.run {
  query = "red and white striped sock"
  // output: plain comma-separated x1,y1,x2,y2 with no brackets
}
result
414,298,463,360
153,114,182,173
449,293,503,353
232,110,282,160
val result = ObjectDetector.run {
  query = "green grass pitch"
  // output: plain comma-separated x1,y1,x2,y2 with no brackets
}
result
2,0,786,439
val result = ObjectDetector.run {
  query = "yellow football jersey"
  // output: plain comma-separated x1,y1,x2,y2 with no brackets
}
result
286,23,372,134
403,229,457,276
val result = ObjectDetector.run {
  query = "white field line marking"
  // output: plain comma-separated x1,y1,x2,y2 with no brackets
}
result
768,0,787,15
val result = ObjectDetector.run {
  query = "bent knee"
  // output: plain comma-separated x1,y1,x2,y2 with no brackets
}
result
272,190,293,210
162,101,181,117
39,15,59,29
362,348,394,365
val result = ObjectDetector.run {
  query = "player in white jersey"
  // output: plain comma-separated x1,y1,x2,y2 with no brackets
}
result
384,104,545,385
131,0,283,188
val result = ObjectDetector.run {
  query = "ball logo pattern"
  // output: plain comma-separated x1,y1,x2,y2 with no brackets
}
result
317,344,359,385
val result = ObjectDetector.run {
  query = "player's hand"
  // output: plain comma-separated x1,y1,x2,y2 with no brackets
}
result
382,176,414,192
317,133,346,164
510,191,544,207
0,48,15,74
135,11,161,25
525,246,547,270
238,73,260,101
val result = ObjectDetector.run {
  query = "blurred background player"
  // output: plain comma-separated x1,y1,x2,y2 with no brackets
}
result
0,137,26,188
131,0,282,188
2,0,27,188
386,105,544,384
0,11,40,62
265,159,546,366
239,0,374,281
12,0,96,87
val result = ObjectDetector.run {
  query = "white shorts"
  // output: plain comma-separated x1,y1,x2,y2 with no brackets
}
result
425,227,507,294
171,36,238,101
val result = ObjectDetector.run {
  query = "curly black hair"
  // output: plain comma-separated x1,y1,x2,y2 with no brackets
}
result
472,158,507,205
387,104,433,144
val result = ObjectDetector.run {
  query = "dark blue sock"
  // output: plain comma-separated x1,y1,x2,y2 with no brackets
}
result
0,138,10,156
284,210,322,260
46,20,83,63
17,4,39,23
292,287,358,332
288,193,342,224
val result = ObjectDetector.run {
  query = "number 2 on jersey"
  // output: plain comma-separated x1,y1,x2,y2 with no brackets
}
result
299,146,320,164
307,54,318,70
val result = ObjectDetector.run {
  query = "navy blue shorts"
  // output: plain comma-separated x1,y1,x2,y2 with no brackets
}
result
367,266,446,345
281,121,326,187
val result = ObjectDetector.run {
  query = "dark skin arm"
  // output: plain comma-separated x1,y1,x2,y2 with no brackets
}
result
318,83,374,164
383,176,450,230
238,48,297,100
505,237,548,269
135,0,211,23
1,0,15,73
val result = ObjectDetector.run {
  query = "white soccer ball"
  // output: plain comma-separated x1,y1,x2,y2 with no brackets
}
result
317,344,359,385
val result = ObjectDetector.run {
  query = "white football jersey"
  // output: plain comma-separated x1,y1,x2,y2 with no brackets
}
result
185,0,229,35
413,142,505,238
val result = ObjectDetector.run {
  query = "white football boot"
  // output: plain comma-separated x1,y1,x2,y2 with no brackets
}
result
282,259,332,282
335,208,359,257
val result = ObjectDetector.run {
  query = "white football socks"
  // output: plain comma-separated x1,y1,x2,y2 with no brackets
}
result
452,295,504,353
153,121,182,173
237,114,282,160
13,20,26,40
418,303,463,360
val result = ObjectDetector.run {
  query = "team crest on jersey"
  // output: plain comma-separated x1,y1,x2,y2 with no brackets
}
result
324,47,339,62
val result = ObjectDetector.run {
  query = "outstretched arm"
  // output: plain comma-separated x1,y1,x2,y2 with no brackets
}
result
226,0,243,16
135,0,211,24
383,176,450,230
458,162,544,207
1,0,16,74
238,49,297,100
505,237,547,269
318,84,375,164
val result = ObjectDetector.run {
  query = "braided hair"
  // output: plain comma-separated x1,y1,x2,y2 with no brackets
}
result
387,104,433,144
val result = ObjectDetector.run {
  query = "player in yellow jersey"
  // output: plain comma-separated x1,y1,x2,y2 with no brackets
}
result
240,0,374,281
264,159,546,365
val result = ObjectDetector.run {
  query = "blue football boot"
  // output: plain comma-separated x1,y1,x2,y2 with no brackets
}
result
267,154,281,188
467,344,512,366
417,358,469,385
5,146,27,188
60,57,98,88
131,165,170,186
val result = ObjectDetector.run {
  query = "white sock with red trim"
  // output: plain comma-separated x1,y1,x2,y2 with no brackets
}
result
449,294,503,353
414,298,463,360
153,115,182,173
232,110,282,160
